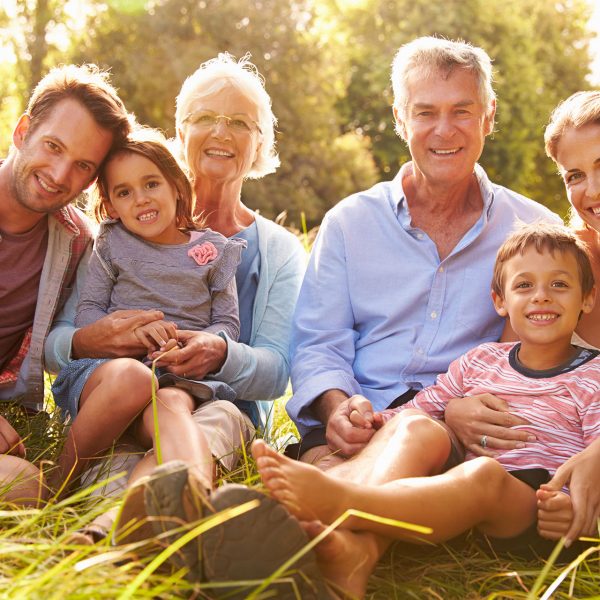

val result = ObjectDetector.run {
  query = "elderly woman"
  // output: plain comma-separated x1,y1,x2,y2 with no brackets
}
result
445,90,600,545
45,55,305,545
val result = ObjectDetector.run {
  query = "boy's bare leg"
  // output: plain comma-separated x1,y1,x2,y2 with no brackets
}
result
54,359,154,488
255,440,538,540
303,410,455,485
332,410,455,484
256,440,539,597
537,485,575,542
289,411,459,595
301,520,386,600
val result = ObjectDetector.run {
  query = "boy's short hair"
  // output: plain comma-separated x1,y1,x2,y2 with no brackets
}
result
492,222,595,297
26,64,131,152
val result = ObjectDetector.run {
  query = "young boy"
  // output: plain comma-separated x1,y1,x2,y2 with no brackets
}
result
252,222,600,598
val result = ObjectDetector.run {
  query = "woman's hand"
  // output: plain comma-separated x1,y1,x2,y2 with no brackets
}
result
150,330,227,380
73,309,165,359
444,394,534,457
544,439,600,543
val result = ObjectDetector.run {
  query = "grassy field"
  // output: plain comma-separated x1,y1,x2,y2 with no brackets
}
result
0,394,599,599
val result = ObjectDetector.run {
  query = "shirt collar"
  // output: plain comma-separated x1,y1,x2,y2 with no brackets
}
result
391,161,495,221
51,196,86,235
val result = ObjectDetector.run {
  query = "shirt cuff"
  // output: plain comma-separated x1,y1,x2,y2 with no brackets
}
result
45,326,77,373
209,332,237,381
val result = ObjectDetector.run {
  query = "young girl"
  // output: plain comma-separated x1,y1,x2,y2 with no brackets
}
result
51,128,245,494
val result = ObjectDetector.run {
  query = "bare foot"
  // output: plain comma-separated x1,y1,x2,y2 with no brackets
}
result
537,484,574,542
301,520,380,600
252,439,357,524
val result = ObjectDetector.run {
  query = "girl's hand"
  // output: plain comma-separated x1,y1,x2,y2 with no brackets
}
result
444,393,533,457
134,319,177,352
149,330,227,379
544,439,600,543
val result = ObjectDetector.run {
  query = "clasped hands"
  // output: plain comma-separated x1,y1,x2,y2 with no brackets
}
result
324,394,387,459
137,319,227,380
73,309,227,382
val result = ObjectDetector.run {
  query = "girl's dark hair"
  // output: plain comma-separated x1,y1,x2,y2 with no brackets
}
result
93,127,200,231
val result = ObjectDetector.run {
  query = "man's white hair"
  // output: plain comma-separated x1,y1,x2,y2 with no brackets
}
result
391,36,495,136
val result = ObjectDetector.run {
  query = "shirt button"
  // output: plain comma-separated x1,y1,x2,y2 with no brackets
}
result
438,266,444,273
416,233,424,239
430,311,437,319
417,348,424,354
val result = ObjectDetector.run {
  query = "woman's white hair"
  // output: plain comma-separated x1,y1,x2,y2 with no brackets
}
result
391,36,495,137
175,52,279,179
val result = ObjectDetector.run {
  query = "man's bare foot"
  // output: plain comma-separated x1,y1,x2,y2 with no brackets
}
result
252,439,358,524
537,484,574,543
302,520,381,600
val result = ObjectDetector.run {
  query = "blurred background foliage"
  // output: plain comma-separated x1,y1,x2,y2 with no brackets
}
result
0,0,596,227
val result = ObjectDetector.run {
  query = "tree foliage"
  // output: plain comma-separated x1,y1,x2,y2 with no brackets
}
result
0,0,596,222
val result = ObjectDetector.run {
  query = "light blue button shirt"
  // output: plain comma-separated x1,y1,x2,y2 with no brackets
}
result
287,163,561,436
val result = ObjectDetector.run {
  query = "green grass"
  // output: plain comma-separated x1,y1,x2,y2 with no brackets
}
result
0,395,599,599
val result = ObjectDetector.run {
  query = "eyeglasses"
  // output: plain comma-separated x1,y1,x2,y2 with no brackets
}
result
182,110,262,134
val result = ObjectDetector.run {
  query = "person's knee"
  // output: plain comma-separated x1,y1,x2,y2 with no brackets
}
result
141,389,192,432
393,411,450,449
109,359,155,405
0,456,47,505
463,456,507,501
156,388,193,414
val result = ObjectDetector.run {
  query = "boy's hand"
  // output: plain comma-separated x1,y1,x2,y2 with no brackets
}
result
134,319,178,352
0,416,26,457
536,484,574,544
372,409,396,430
347,395,375,429
545,440,600,542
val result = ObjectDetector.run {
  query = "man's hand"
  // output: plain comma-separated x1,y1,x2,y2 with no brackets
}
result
149,330,227,379
445,393,534,457
133,319,178,353
544,439,600,543
0,416,25,457
72,309,164,359
324,394,377,458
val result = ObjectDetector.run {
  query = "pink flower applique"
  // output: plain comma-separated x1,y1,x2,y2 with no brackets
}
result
188,242,218,266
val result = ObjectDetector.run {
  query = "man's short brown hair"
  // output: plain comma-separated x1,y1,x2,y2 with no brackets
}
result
26,64,131,153
492,222,595,298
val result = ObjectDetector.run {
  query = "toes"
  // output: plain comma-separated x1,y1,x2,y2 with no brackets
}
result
250,439,266,459
251,439,279,461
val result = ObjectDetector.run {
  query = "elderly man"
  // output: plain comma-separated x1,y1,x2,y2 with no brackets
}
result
288,37,558,470
281,35,560,597
0,64,140,502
